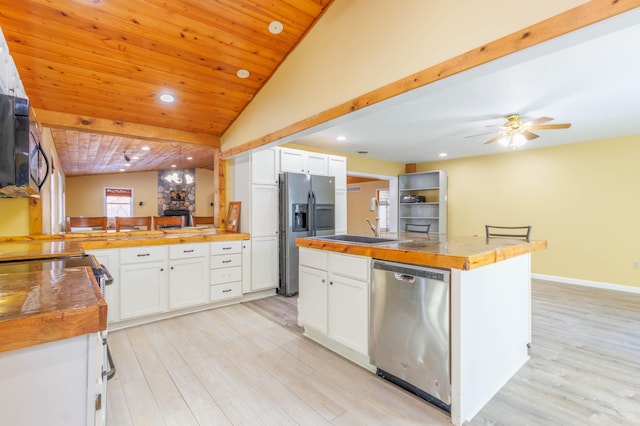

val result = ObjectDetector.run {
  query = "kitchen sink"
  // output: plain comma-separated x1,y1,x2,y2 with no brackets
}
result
312,234,398,245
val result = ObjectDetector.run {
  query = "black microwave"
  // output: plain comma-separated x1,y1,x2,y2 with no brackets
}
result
0,94,49,197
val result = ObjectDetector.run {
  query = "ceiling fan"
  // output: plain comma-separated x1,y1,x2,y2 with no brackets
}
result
468,114,572,148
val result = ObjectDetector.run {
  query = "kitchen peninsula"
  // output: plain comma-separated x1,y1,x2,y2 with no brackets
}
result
296,233,546,425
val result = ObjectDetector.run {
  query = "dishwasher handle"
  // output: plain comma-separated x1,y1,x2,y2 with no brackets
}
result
394,273,415,283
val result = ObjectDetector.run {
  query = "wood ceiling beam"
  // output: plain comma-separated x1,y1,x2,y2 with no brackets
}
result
34,109,220,148
221,0,640,159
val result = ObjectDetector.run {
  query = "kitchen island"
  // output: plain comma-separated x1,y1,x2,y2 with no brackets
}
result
296,233,546,426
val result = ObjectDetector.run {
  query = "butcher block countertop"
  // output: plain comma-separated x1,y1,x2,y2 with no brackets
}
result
0,268,107,353
297,233,547,270
0,229,249,353
0,229,250,262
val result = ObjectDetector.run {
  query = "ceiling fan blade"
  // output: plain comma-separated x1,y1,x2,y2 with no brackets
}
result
522,130,539,140
483,135,505,145
465,130,502,138
529,123,572,130
524,116,554,126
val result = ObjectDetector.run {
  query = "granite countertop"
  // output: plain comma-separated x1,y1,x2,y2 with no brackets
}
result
296,233,547,270
0,267,107,353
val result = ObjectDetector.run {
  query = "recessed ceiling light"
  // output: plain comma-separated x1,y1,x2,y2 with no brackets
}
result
336,135,346,141
142,146,150,151
159,92,175,103
439,152,448,157
132,156,139,160
125,163,131,167
187,156,193,160
171,164,177,168
236,69,250,79
269,21,284,34
119,168,125,172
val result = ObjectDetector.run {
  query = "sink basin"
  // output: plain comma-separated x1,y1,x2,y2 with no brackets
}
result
312,234,398,245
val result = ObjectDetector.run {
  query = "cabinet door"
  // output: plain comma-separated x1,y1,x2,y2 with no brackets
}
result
306,153,328,176
120,261,168,319
251,236,278,291
251,184,278,237
334,189,347,235
241,239,252,294
328,155,347,190
169,257,208,309
251,148,278,185
328,274,369,355
299,265,328,334
280,148,307,174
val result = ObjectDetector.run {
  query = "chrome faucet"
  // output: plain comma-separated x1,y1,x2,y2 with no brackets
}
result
368,197,381,237
365,218,378,236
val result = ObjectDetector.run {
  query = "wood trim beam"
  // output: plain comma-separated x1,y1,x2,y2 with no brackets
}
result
221,0,640,158
34,109,220,147
213,148,225,228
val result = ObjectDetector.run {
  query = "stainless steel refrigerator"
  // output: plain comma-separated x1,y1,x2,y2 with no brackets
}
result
279,172,335,296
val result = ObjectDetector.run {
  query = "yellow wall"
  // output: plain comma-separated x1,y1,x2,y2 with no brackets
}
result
347,180,389,235
0,199,30,236
66,171,159,218
66,169,216,221
417,135,640,288
195,168,215,216
222,0,586,151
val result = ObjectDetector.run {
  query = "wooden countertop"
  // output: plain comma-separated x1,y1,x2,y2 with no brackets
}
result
0,229,250,261
296,233,547,270
0,228,249,353
0,267,107,353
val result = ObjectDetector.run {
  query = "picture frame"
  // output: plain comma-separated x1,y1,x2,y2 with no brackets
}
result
225,201,241,232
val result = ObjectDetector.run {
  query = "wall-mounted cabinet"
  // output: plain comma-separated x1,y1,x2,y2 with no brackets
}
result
398,170,447,234
280,148,328,175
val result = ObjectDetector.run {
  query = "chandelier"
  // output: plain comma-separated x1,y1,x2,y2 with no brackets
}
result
163,144,193,184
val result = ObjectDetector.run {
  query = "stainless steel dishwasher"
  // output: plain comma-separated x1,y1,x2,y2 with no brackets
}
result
370,260,451,412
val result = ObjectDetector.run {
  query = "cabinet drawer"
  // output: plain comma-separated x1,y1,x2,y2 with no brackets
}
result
211,253,242,269
120,245,167,264
210,281,241,302
169,243,208,259
211,240,242,255
329,253,370,281
300,248,328,270
211,266,242,285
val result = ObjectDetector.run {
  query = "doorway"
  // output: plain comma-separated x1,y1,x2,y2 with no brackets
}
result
346,173,397,235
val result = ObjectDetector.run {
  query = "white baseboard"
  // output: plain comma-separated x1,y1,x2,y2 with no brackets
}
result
532,273,640,295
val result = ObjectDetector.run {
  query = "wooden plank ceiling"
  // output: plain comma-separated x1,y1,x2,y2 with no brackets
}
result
0,0,332,176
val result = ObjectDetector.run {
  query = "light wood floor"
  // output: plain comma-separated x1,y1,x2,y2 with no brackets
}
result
106,280,640,425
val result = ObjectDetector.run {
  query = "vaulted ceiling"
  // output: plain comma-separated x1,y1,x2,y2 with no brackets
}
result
0,0,332,175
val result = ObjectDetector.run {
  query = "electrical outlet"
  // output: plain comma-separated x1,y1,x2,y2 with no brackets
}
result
633,260,640,269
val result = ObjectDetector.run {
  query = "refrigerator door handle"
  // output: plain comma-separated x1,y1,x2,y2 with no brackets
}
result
309,190,316,236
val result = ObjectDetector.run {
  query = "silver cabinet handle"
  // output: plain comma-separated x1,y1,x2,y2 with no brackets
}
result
183,249,194,253
137,253,150,257
222,288,232,293
222,260,232,264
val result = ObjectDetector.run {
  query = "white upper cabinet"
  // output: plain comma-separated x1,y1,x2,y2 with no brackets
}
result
252,148,279,185
280,148,328,175
328,155,347,190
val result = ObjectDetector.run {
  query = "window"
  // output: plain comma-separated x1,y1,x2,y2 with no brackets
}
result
105,187,133,218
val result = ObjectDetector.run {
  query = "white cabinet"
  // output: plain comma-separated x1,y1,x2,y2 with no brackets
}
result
210,241,243,301
334,189,347,234
298,248,371,357
251,236,279,291
86,249,120,323
251,147,279,185
229,148,280,294
328,155,347,189
169,243,209,310
251,184,278,237
119,245,168,320
398,170,447,234
0,334,102,426
280,147,328,175
299,265,328,333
